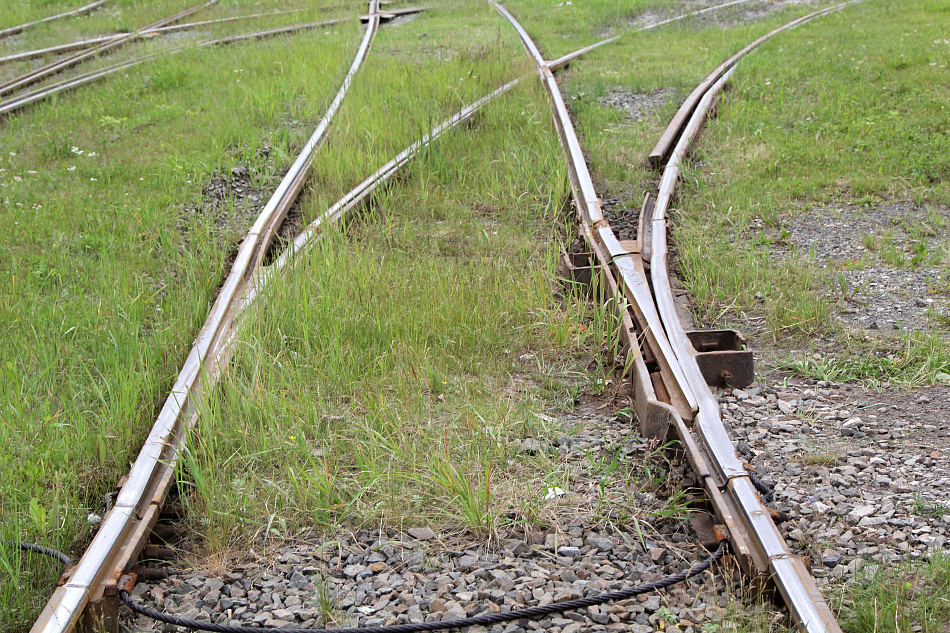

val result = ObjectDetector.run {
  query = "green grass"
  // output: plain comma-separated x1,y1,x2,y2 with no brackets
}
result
0,0,102,32
836,552,950,633
176,10,580,545
0,2,364,628
4,0,949,630
778,330,950,387
667,0,950,341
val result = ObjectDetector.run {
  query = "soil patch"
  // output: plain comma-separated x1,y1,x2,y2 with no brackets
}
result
831,266,949,332
769,202,948,265
598,88,674,123
628,0,821,30
693,0,824,28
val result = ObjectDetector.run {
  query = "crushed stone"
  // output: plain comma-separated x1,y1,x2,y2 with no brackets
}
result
126,403,751,633
717,377,950,586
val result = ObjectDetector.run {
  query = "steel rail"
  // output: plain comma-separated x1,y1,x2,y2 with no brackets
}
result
490,3,861,632
0,2,398,67
27,4,381,633
649,67,843,633
0,1,218,97
648,5,863,630
493,3,699,422
0,8,425,119
649,0,865,168
0,0,106,40
0,9,312,65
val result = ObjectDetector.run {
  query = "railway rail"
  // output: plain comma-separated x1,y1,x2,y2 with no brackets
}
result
492,2,864,633
0,0,106,41
0,2,400,66
0,1,220,98
9,1,871,632
0,7,425,119
26,3,382,631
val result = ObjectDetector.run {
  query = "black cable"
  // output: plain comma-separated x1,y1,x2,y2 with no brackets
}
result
121,540,726,633
745,466,774,504
0,540,74,566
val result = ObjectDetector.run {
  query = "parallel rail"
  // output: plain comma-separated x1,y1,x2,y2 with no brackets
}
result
20,1,866,632
0,2,400,66
491,2,862,632
0,1,218,97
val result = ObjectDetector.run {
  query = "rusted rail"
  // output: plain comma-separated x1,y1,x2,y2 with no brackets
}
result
0,1,217,97
649,0,865,168
0,9,311,65
0,8,425,119
0,2,398,66
0,0,106,40
24,23,612,632
27,4,381,632
491,2,862,632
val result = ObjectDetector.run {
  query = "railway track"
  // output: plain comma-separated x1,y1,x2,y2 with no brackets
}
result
492,2,865,632
26,3,383,631
0,6,426,119
9,1,876,632
0,1,106,41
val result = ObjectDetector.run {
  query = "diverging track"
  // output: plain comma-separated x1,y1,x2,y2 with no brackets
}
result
18,1,870,632
492,2,864,632
28,3,382,632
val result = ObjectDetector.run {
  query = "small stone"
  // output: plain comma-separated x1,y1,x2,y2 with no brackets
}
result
589,610,610,625
848,505,877,522
822,554,844,568
503,540,531,556
557,546,581,558
588,537,614,551
408,527,436,541
270,608,295,622
519,439,542,455
457,555,479,569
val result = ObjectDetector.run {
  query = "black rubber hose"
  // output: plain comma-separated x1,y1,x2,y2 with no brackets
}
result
0,540,74,566
121,540,726,633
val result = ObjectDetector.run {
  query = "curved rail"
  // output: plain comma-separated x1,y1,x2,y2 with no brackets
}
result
491,2,862,632
649,0,865,167
0,0,105,40
28,4,381,632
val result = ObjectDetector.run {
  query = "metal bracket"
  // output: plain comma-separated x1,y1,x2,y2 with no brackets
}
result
559,251,597,289
686,329,754,388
